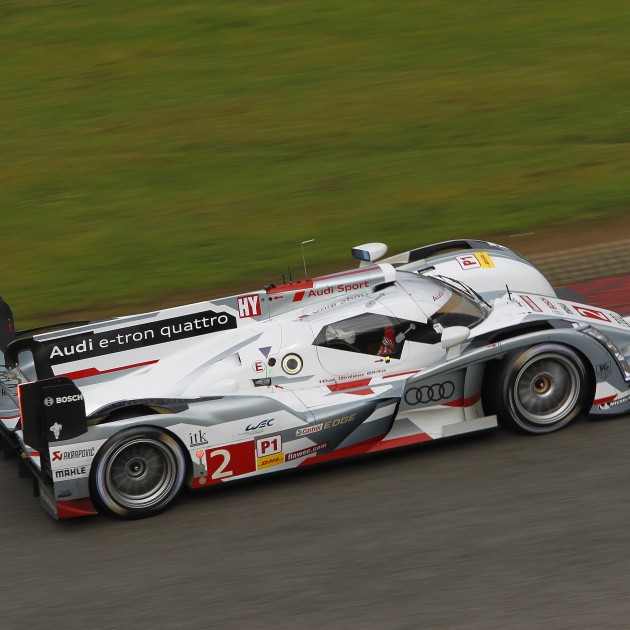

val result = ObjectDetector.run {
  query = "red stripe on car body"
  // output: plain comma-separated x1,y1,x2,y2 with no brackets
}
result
444,393,482,408
266,267,379,296
327,379,372,393
383,370,420,379
373,432,433,451
592,395,617,406
266,281,314,295
60,360,159,381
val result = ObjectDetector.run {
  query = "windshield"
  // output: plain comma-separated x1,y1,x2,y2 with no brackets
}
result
430,290,487,329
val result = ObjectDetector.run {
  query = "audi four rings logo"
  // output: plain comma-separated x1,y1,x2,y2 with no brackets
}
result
405,381,455,405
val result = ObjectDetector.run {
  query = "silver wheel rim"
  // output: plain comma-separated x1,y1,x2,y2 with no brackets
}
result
513,353,581,425
103,438,179,509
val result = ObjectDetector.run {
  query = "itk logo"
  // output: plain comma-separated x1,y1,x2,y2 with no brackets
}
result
189,430,208,447
237,295,262,318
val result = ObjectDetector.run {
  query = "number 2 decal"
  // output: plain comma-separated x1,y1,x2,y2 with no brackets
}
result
206,441,256,483
209,449,232,479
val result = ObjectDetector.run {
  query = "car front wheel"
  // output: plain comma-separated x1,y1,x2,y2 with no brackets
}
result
90,427,186,519
493,344,588,434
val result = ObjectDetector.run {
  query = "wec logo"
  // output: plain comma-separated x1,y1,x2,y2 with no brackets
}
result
245,418,274,432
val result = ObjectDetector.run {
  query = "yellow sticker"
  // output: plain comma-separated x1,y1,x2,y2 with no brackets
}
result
257,452,285,470
474,252,494,268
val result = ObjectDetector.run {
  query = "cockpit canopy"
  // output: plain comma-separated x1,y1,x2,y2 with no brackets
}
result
312,274,488,358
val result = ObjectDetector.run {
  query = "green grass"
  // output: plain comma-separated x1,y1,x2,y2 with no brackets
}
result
2,0,630,326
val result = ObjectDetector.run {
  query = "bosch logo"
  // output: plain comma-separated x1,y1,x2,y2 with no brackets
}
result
43,394,83,406
405,381,455,406
55,395,83,404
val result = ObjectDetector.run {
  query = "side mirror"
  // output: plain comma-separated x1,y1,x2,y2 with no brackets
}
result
441,326,470,357
351,242,388,264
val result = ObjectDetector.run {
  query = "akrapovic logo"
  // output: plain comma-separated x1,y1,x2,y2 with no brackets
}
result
52,447,95,462
45,394,83,405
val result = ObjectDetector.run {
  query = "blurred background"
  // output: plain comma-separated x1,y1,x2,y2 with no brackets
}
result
4,4,630,629
3,0,630,325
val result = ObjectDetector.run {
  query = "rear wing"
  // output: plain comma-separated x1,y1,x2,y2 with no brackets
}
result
378,239,511,267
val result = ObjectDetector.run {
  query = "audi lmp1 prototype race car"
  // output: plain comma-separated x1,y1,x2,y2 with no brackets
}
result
1,238,630,520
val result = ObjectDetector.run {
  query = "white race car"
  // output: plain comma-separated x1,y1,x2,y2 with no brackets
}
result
1,239,629,520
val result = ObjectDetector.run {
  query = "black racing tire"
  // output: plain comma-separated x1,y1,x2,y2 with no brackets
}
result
491,344,588,434
89,427,186,519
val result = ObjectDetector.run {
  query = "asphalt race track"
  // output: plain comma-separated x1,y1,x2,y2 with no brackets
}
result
1,277,630,629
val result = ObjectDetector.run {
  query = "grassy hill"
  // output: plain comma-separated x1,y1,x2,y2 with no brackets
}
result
2,0,630,325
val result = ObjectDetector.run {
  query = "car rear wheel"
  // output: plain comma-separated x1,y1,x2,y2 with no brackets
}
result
493,344,588,434
90,427,186,519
